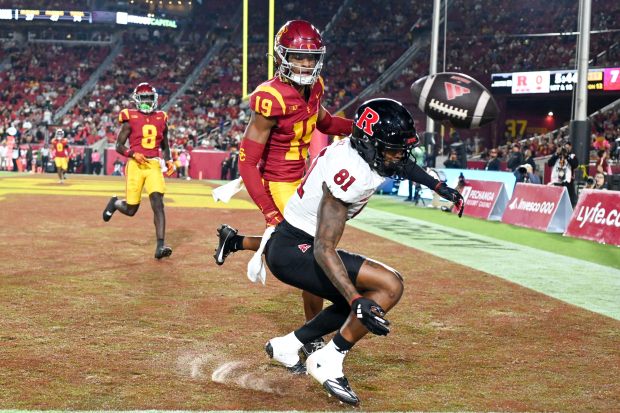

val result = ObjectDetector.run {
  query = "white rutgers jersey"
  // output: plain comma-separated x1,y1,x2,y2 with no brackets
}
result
285,138,385,237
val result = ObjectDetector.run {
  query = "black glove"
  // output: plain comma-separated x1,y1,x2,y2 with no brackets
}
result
351,296,390,336
435,182,465,217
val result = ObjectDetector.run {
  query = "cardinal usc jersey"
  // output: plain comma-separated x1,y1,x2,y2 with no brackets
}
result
249,76,325,182
52,138,69,158
284,138,385,237
118,108,168,158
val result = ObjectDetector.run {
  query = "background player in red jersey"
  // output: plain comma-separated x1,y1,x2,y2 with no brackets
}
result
214,20,353,358
51,129,70,184
102,83,175,260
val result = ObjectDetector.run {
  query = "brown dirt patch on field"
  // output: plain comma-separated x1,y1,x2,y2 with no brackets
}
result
0,188,618,411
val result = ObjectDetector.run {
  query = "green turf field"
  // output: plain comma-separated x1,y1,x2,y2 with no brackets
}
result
368,195,620,268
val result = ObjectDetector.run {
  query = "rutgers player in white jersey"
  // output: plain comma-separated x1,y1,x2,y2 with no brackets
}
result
284,138,384,235
223,99,464,405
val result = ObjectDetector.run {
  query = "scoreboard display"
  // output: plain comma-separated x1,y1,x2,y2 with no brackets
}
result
491,67,620,94
0,8,177,28
0,9,91,22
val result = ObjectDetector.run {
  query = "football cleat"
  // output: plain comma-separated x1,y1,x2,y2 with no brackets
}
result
265,338,305,375
154,245,173,259
213,224,238,265
323,376,359,406
306,344,358,405
301,337,326,358
102,196,118,222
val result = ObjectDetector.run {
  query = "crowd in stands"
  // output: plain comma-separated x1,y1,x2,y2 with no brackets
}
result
0,41,109,144
462,106,619,193
389,0,619,92
59,30,211,146
168,43,245,151
322,0,433,110
0,0,618,185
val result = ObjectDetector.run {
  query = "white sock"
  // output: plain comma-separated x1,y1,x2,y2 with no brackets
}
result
271,332,303,367
323,340,347,363
310,340,346,379
283,331,303,350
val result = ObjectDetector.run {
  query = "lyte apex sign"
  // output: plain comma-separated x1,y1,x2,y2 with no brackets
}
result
565,190,620,246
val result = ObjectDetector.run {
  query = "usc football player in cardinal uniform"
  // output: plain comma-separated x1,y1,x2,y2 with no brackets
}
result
102,83,175,260
215,20,353,357
51,129,70,184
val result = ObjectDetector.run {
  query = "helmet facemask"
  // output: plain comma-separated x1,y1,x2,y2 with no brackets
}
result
352,132,418,177
351,98,420,178
275,47,325,86
132,84,158,114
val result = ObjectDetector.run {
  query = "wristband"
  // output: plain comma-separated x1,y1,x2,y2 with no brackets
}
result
124,148,134,158
349,294,363,306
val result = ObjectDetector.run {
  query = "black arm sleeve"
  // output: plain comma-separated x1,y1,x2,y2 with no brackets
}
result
400,159,441,189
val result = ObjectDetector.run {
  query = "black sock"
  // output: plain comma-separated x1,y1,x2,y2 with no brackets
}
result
231,235,244,251
333,332,354,353
294,302,349,344
157,239,164,249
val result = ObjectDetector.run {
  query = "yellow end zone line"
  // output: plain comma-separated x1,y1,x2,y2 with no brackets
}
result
0,176,256,210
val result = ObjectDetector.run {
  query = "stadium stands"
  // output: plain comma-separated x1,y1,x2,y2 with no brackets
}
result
0,0,618,176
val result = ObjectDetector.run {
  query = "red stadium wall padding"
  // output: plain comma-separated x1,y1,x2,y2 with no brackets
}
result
105,148,129,175
502,183,573,233
104,148,228,180
188,150,228,180
565,190,620,246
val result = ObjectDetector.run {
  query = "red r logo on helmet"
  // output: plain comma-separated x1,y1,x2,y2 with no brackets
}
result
356,107,380,136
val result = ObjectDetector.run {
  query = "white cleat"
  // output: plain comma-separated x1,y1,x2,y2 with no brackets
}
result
265,336,305,374
306,343,359,405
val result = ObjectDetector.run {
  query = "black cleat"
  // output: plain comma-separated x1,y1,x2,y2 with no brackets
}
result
301,337,326,358
155,245,173,259
265,341,306,375
323,376,360,406
102,196,118,222
214,224,238,265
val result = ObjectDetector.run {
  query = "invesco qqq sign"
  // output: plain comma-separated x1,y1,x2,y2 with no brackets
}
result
507,197,556,214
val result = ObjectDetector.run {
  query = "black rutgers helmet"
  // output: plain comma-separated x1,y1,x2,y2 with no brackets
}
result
351,98,420,177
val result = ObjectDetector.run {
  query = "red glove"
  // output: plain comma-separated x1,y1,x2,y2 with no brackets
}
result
132,152,147,164
165,160,176,176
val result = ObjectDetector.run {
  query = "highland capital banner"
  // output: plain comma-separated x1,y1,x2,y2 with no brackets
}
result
564,190,620,246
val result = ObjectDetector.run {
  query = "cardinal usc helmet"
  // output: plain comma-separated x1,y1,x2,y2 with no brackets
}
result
351,98,420,177
274,20,325,86
132,82,158,114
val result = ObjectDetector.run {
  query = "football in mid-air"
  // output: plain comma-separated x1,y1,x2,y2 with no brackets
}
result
410,72,499,129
